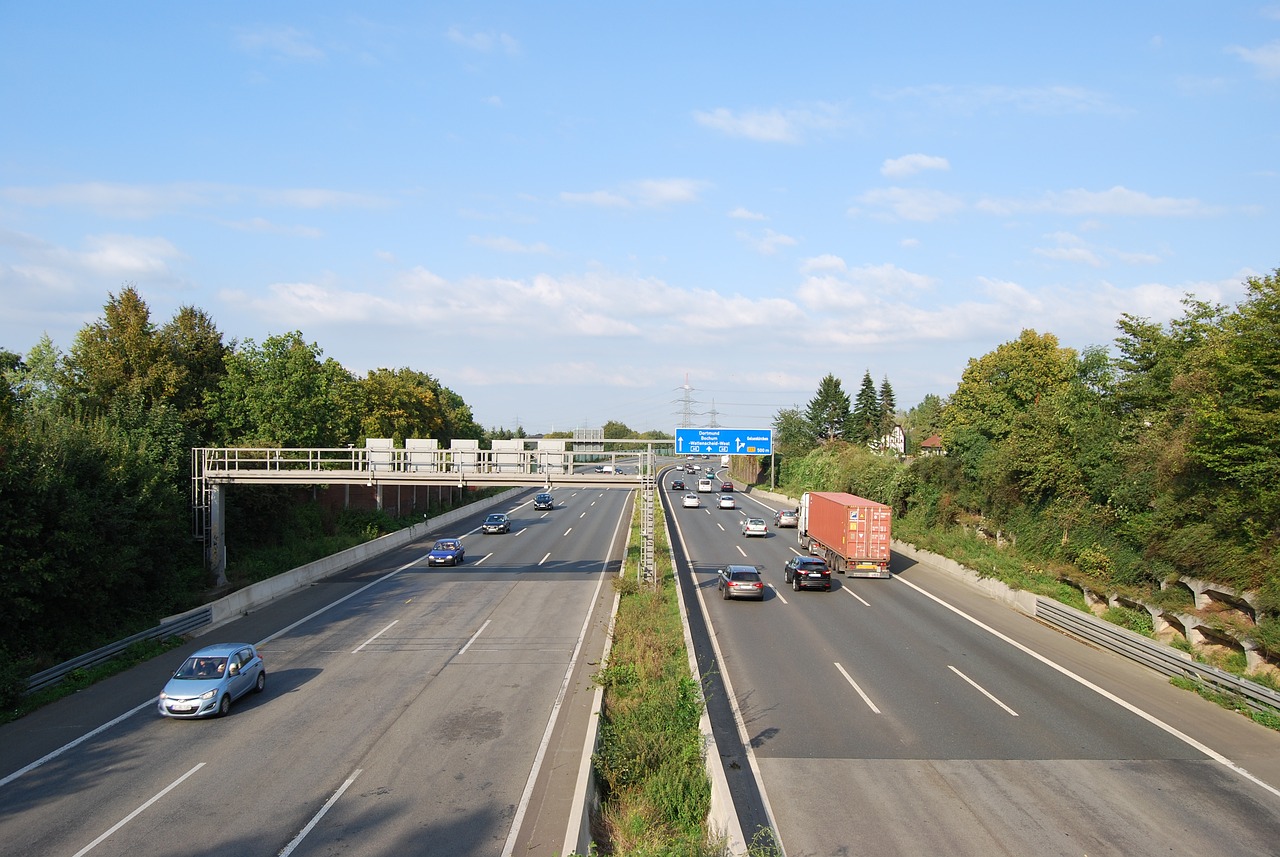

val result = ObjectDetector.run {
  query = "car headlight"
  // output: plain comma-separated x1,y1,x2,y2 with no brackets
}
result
200,689,218,700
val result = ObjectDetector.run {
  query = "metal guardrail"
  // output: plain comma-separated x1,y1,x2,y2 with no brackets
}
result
1035,597,1280,715
25,607,213,695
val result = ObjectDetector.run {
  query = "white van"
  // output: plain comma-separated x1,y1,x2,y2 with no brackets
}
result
720,454,731,468
697,478,714,493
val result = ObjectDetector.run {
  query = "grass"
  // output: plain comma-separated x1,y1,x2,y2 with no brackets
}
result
1169,676,1280,732
1,635,188,726
586,490,724,856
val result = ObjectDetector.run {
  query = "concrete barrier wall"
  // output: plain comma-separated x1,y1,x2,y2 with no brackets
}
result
172,488,525,635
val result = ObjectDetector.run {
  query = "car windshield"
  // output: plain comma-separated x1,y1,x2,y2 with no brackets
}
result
486,515,504,522
434,541,457,550
798,559,827,570
731,571,761,582
747,519,764,526
175,656,229,679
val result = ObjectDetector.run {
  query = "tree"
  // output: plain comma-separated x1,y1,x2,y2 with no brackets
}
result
356,367,450,444
850,370,880,445
5,335,65,415
940,329,1078,446
159,306,227,443
64,286,182,417
772,406,816,459
878,376,898,443
904,393,945,452
206,332,356,447
805,374,851,442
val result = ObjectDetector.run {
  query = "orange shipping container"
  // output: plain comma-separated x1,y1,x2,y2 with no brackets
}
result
798,491,892,577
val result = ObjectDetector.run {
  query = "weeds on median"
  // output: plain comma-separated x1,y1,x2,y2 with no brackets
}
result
587,492,724,856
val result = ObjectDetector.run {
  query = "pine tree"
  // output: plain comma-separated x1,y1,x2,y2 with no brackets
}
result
878,375,897,446
805,374,852,441
851,370,880,444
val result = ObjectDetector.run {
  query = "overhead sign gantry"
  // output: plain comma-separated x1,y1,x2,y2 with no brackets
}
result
673,428,773,456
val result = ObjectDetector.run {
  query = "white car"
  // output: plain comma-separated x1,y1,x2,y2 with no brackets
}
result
681,492,701,508
718,494,736,510
697,478,714,492
741,517,767,537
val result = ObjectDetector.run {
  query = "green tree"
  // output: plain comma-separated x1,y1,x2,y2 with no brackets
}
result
5,335,65,415
878,375,898,443
1184,271,1280,563
805,374,852,442
904,393,945,452
158,306,227,443
851,370,880,445
206,332,356,447
772,406,816,459
64,286,182,417
356,367,451,444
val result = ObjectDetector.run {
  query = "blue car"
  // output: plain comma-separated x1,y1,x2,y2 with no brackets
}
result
158,643,266,718
427,538,466,566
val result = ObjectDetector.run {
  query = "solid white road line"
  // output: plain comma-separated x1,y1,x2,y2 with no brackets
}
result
835,662,882,714
277,768,363,857
352,620,399,654
949,664,1019,716
501,506,620,857
896,574,1280,799
72,763,204,857
2,551,436,790
458,619,492,656
841,587,870,606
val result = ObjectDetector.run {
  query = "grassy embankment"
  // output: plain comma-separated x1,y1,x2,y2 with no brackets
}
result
586,489,785,856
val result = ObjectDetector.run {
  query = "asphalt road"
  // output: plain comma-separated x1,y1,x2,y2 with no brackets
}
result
664,469,1280,857
0,486,627,857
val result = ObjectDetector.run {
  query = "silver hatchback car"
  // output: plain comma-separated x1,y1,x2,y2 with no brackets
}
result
158,643,266,718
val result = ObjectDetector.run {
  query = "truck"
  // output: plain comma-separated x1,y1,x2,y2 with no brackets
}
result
797,492,892,577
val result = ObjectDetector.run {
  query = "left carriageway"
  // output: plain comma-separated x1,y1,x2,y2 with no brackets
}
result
0,485,633,857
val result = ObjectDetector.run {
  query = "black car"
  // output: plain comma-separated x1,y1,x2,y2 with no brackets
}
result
482,513,511,534
534,492,555,510
783,556,831,591
670,479,686,491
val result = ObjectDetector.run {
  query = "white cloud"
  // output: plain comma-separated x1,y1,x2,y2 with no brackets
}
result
560,179,708,209
447,27,520,55
85,234,181,275
0,182,390,218
559,190,632,208
692,102,847,143
224,217,323,238
236,27,325,61
881,154,951,178
852,187,965,222
1035,245,1104,267
977,185,1213,217
800,254,846,273
1228,40,1280,79
728,207,766,220
738,228,797,255
878,84,1118,115
470,235,552,254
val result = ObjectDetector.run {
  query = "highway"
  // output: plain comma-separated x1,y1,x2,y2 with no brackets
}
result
664,466,1280,856
0,487,627,857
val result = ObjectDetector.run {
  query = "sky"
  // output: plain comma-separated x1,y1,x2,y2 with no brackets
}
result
2,3,1278,437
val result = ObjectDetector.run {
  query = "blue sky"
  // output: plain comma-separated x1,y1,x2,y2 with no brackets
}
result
2,3,1278,435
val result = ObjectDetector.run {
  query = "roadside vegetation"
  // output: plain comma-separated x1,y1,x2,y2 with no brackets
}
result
588,492,720,856
754,270,1280,729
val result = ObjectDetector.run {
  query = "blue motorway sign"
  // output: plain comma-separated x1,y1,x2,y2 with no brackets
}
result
674,428,773,456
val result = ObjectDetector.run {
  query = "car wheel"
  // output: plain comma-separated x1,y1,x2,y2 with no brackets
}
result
217,694,232,717
254,671,267,693
793,576,801,591
722,585,730,600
